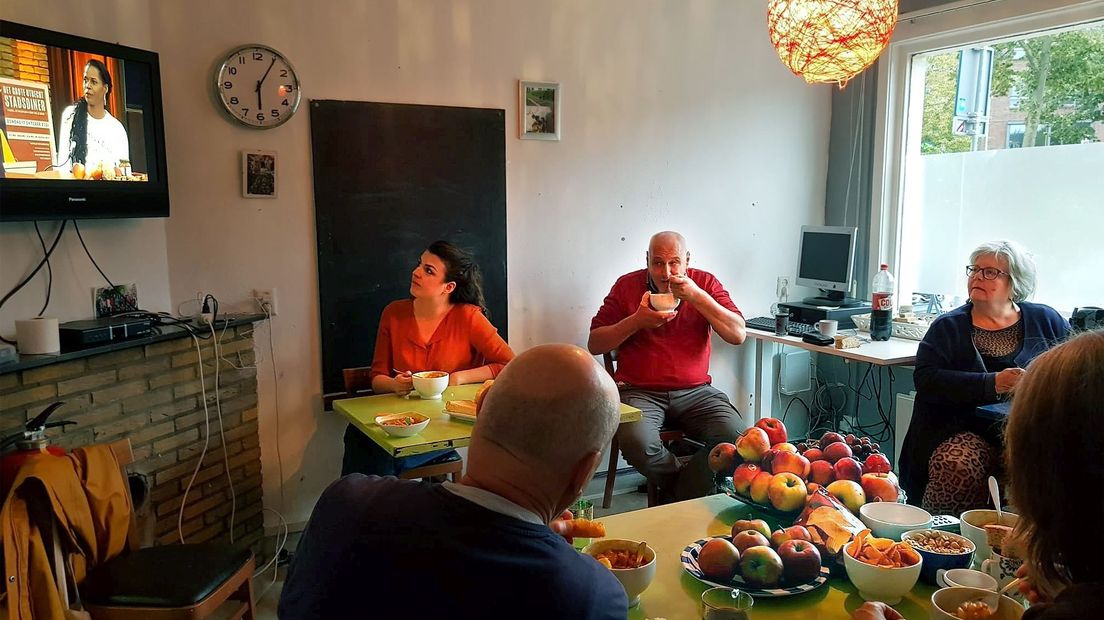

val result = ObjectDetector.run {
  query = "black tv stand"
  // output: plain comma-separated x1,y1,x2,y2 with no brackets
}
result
802,294,863,308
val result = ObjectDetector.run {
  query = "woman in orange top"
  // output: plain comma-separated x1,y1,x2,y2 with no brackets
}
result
341,241,514,477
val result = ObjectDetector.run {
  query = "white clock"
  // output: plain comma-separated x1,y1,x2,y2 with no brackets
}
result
214,45,301,129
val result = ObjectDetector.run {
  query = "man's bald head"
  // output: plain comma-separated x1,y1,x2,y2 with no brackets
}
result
646,231,690,292
648,231,688,256
474,344,620,470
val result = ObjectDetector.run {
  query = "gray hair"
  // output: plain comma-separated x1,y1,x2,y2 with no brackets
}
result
970,240,1037,302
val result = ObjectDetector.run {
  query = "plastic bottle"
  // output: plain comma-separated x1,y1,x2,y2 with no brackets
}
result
871,264,895,341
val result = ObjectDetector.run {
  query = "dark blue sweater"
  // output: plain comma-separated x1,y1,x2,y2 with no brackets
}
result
279,475,628,620
898,302,1068,500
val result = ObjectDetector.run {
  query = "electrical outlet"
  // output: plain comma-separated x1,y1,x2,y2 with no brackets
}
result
253,288,277,316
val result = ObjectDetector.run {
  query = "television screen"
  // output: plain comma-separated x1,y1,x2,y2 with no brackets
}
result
0,21,169,220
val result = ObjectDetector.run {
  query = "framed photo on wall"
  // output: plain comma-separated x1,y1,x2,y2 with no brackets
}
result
519,81,561,140
242,149,277,198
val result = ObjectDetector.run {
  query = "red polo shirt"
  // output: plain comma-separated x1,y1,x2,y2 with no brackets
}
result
590,268,741,390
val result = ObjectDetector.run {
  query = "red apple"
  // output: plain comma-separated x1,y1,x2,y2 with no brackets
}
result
806,482,821,495
739,546,784,588
767,472,807,512
732,530,771,554
760,448,780,473
736,427,771,463
826,479,866,514
861,472,900,503
771,451,811,480
809,460,835,486
731,518,771,539
755,417,788,446
698,538,741,581
708,442,738,473
862,453,892,475
820,431,845,446
778,539,822,585
833,457,863,483
775,442,798,453
731,463,762,496
769,525,811,549
749,471,773,505
803,447,825,462
823,442,854,464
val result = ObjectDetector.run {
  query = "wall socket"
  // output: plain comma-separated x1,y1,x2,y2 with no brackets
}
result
253,288,278,316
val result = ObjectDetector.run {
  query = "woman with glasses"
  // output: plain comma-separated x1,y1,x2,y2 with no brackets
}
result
898,240,1068,515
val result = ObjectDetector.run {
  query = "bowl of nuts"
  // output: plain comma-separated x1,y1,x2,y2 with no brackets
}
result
902,529,975,585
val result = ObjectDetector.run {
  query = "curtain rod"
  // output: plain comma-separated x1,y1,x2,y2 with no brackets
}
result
900,0,1007,22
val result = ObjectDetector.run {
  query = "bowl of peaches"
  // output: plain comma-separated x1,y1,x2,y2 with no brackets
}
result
582,538,656,607
374,412,430,437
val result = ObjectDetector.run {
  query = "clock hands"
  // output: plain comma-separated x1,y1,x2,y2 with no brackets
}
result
255,56,278,113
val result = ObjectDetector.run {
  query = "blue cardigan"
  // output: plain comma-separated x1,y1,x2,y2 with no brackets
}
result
898,301,1069,501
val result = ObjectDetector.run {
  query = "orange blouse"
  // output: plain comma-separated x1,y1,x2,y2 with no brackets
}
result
369,300,514,381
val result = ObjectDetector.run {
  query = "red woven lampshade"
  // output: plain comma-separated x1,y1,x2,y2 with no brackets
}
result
767,0,899,87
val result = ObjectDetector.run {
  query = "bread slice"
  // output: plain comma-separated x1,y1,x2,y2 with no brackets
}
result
475,380,494,412
444,399,477,416
984,523,1013,552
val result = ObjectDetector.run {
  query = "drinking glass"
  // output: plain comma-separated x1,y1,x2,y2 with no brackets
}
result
568,498,594,550
702,587,754,620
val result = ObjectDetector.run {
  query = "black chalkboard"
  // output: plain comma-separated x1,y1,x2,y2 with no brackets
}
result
310,100,507,396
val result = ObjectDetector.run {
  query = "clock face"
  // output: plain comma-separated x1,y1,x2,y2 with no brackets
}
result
215,45,301,129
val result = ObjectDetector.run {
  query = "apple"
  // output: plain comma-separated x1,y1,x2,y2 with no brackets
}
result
739,546,784,588
760,448,780,473
769,525,811,549
72,162,86,180
89,163,104,180
774,442,798,453
698,538,741,581
732,530,771,554
708,442,739,473
731,463,762,496
809,460,835,486
806,482,821,495
833,457,863,483
731,518,771,539
767,472,807,512
826,480,866,514
861,472,900,503
778,539,822,585
771,451,810,480
823,442,854,464
736,427,771,463
862,453,892,475
755,417,788,446
803,447,825,462
749,471,773,505
820,431,845,446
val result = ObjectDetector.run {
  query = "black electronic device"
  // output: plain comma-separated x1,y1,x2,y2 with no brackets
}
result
0,21,170,221
802,332,835,346
59,315,154,349
779,301,871,329
745,316,818,337
795,225,862,307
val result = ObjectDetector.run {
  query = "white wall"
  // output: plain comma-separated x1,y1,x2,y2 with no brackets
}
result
4,0,831,528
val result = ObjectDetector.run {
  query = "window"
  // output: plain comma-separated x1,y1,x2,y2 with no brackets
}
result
872,3,1104,315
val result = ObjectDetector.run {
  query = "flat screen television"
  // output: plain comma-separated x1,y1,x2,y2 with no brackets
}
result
0,20,169,221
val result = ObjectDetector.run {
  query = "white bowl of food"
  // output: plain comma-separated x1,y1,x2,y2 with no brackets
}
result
649,293,680,312
959,509,1018,566
582,538,656,607
842,539,922,605
375,413,430,437
411,371,449,399
860,502,933,540
930,586,1024,620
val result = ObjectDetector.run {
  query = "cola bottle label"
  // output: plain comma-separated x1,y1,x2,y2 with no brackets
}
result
873,292,894,311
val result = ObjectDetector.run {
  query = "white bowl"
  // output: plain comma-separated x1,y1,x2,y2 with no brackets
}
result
930,586,1024,620
411,371,449,399
842,540,922,605
860,502,932,540
374,413,430,437
582,538,657,607
936,568,997,591
959,509,1018,567
649,293,680,312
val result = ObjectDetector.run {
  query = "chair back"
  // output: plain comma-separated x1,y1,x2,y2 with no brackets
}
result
602,350,617,378
342,366,374,398
107,438,141,552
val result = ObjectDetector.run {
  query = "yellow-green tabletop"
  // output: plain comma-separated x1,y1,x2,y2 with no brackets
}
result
334,384,642,458
600,494,937,620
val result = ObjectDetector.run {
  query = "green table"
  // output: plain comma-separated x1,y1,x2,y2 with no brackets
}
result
334,384,643,458
600,494,937,620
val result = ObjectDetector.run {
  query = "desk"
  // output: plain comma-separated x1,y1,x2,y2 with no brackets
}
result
601,494,936,619
744,328,920,420
334,384,643,458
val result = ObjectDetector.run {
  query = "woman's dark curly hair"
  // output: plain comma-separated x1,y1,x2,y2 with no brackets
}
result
427,240,487,315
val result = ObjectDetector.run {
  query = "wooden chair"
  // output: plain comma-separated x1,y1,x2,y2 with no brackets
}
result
600,352,696,509
343,366,463,482
78,439,257,619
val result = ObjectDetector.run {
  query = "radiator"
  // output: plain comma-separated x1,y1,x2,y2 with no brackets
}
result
894,392,916,468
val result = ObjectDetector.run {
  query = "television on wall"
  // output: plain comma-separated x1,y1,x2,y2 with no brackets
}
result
0,20,169,221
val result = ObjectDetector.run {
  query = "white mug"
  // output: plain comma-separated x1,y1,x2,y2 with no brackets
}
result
936,568,997,591
815,319,838,338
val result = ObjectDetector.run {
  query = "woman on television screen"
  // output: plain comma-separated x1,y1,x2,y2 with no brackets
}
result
55,59,129,176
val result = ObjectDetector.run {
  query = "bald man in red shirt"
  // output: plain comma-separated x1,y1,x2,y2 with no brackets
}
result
589,231,747,501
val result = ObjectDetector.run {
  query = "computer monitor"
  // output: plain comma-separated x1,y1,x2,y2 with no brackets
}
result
795,225,861,307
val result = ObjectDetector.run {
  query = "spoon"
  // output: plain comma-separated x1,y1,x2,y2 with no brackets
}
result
988,476,1003,524
634,540,647,567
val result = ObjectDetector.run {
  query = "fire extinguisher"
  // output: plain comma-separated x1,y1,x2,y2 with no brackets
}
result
1,401,76,496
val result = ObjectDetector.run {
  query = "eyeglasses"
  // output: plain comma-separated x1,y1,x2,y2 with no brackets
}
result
966,265,1009,280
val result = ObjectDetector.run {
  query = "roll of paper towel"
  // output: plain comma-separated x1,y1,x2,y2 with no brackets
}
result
15,317,61,354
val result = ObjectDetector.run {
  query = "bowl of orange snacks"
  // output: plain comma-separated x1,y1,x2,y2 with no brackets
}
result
374,412,430,437
930,586,1024,620
842,529,923,604
582,538,656,607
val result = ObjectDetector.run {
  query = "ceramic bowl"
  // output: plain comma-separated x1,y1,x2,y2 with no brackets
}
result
902,529,975,584
959,509,1018,566
375,413,430,437
930,586,1024,620
411,371,449,399
859,502,932,540
582,538,657,607
842,539,922,605
649,293,680,311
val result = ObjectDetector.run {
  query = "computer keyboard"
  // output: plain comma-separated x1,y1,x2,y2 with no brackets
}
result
745,316,817,337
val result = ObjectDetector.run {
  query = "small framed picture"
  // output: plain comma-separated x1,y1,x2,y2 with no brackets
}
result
92,283,138,318
242,149,277,198
519,81,561,140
